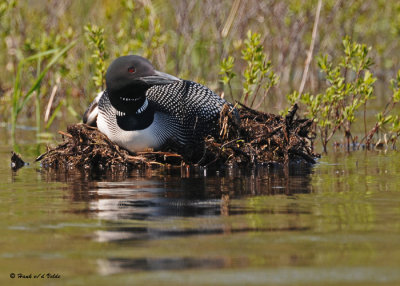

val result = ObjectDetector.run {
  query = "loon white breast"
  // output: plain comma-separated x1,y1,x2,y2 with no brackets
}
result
96,93,177,152
83,55,238,154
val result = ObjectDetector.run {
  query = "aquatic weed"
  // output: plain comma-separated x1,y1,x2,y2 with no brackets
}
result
11,41,76,143
290,37,376,152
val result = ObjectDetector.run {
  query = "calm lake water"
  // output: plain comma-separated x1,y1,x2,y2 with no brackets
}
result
1,136,400,285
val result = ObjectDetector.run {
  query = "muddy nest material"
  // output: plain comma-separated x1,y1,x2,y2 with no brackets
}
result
37,125,183,171
37,103,318,170
204,103,317,166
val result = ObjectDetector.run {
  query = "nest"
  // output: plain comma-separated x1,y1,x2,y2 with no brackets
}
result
37,103,318,171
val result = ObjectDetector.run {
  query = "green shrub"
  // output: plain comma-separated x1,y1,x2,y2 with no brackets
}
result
292,37,376,152
85,24,108,93
219,31,279,109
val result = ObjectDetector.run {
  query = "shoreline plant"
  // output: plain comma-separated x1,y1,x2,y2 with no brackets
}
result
285,37,400,152
219,35,400,153
10,41,76,143
219,31,279,109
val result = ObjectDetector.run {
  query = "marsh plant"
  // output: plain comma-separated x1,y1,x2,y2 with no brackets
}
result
220,33,400,152
364,70,400,148
219,56,236,99
287,37,400,152
219,31,279,109
115,0,166,62
11,41,76,142
85,24,108,93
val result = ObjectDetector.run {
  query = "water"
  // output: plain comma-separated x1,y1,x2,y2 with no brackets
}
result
1,142,400,285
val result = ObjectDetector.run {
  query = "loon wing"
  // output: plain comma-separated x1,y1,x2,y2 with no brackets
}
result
146,80,225,119
146,80,230,142
83,92,103,127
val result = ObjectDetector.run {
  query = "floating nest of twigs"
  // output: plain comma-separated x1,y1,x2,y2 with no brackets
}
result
37,103,319,171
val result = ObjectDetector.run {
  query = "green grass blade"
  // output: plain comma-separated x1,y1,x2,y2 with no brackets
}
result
11,60,25,138
24,48,60,62
12,49,59,120
16,40,77,115
67,103,80,120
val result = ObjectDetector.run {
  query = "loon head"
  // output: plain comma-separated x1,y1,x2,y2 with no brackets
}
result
105,55,181,114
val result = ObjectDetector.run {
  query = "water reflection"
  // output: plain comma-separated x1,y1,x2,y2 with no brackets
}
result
5,148,400,283
41,163,314,219
40,164,314,273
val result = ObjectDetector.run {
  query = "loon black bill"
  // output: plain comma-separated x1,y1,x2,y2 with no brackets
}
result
139,70,181,85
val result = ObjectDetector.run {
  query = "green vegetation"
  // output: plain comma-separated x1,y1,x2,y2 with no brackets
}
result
219,56,236,100
240,31,279,109
10,42,75,142
284,37,400,152
1,0,400,152
85,24,108,93
365,70,400,148
219,31,279,108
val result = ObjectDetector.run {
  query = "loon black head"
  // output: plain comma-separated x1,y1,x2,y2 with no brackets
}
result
105,55,181,114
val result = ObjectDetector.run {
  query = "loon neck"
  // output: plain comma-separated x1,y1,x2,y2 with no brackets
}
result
115,98,149,115
115,98,149,116
107,83,149,114
115,99,154,131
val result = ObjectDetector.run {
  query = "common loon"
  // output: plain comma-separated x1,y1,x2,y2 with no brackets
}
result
83,55,238,157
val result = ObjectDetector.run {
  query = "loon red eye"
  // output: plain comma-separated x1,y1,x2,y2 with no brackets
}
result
128,66,135,73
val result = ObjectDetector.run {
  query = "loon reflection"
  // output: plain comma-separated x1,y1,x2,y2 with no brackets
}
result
44,165,313,226
42,165,313,273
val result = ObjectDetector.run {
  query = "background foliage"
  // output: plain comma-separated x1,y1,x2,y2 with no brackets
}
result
1,0,400,150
